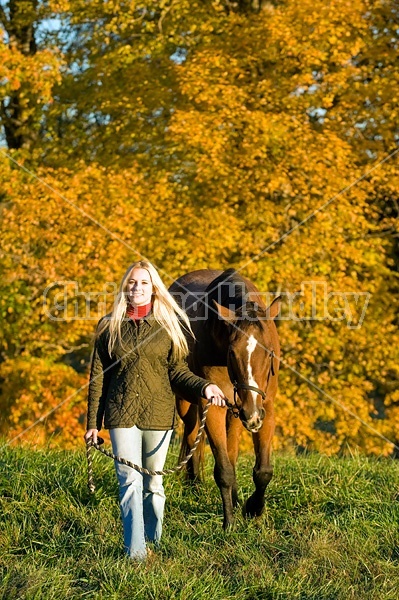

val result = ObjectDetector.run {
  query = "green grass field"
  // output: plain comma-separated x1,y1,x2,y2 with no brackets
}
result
1,440,399,600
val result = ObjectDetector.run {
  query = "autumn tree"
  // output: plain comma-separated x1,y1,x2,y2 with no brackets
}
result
0,0,398,453
0,0,64,151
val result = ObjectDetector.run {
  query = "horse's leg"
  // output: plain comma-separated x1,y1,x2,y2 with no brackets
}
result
243,406,275,518
206,406,236,529
226,413,243,508
177,398,202,481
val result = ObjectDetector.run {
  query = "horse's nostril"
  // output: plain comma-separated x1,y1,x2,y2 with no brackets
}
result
240,408,265,427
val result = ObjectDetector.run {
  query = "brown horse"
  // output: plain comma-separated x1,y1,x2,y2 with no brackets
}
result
169,269,280,529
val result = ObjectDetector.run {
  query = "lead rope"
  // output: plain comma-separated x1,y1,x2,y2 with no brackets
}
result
86,399,211,493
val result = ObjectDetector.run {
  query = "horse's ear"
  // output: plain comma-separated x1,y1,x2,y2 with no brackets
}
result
265,296,281,319
212,300,236,322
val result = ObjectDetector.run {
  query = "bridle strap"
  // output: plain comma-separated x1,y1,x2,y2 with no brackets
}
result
270,350,275,377
234,382,266,400
225,397,240,418
227,350,275,419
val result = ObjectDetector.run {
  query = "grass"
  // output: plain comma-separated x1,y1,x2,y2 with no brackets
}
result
1,439,399,599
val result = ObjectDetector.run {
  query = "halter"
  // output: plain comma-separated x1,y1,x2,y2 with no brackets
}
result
226,349,275,419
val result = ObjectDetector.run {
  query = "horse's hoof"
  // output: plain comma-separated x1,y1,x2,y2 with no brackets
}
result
223,518,234,530
243,496,264,518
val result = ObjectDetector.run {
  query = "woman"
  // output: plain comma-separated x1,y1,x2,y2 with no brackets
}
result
85,260,226,560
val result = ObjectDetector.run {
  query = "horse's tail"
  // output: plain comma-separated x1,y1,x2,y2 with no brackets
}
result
178,404,205,480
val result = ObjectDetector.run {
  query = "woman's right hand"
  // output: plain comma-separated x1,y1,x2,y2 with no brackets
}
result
84,428,99,444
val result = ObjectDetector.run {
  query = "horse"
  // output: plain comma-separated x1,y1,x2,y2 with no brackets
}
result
169,268,280,529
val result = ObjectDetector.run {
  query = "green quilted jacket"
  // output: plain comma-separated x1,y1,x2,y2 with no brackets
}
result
87,314,210,431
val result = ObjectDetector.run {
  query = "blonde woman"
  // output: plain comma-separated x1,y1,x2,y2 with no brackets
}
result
85,260,226,560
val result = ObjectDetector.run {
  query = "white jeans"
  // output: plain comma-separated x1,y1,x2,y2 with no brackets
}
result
110,426,173,560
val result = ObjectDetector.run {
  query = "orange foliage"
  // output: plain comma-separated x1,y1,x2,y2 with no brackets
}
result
0,0,399,455
0,358,87,448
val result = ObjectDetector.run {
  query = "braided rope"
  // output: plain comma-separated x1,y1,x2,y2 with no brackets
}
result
86,400,211,493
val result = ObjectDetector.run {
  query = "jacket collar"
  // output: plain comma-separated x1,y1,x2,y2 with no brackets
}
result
126,311,157,328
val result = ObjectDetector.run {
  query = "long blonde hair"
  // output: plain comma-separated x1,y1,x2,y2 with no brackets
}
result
97,261,193,361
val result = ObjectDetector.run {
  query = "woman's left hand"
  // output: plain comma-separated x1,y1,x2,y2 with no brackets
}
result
203,384,227,407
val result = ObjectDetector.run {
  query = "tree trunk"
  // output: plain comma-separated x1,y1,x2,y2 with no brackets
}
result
0,0,38,150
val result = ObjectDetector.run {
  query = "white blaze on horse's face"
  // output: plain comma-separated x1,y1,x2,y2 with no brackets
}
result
246,334,259,409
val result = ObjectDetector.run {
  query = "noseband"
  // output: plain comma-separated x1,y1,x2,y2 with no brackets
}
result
226,349,276,419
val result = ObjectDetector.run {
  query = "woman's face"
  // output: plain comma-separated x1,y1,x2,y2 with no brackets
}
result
126,268,154,307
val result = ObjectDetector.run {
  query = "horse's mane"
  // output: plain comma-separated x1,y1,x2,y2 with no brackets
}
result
205,269,247,310
205,269,265,330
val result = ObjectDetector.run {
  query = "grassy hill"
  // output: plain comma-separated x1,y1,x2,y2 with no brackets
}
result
1,440,399,600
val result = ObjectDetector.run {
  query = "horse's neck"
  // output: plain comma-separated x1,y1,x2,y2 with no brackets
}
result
194,321,229,370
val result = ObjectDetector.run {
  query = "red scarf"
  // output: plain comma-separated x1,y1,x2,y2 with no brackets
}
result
126,302,152,321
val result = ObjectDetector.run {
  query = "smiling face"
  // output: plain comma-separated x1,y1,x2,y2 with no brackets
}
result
126,267,154,307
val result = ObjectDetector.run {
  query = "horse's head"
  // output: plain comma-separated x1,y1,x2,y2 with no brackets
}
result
214,297,281,433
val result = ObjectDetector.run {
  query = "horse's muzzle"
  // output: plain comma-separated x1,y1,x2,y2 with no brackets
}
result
240,407,265,433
